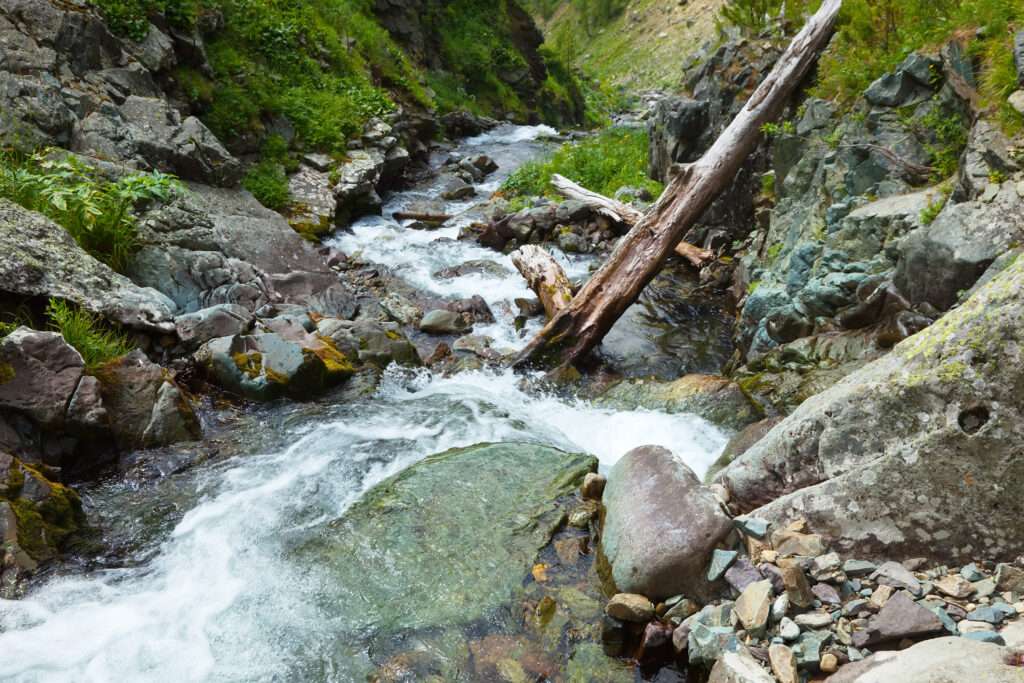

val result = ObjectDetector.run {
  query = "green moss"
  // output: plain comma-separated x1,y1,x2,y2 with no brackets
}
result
232,351,263,379
0,361,13,385
4,463,84,561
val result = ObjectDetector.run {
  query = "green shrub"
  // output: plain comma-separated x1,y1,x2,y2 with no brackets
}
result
242,161,290,211
500,127,663,200
46,299,135,372
0,150,182,272
718,0,812,32
93,0,196,41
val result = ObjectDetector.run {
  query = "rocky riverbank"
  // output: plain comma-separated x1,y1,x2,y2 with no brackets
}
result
2,0,1024,679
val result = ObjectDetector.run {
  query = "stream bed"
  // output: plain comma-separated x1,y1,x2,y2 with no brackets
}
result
0,125,733,682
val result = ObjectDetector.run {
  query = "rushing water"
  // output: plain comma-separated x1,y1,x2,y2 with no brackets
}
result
0,125,731,682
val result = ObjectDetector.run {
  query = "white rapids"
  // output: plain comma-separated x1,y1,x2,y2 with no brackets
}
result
0,124,729,682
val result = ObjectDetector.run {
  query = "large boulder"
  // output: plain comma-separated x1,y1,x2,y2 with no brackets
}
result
715,255,1024,563
196,331,353,402
593,374,765,432
74,96,241,186
0,200,177,333
825,635,1024,682
316,318,419,368
94,350,199,448
298,443,612,680
602,445,733,600
0,327,98,432
894,182,1024,310
130,185,357,318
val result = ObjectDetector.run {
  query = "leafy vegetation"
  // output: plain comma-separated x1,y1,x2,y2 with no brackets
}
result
0,150,183,271
242,161,290,211
500,127,663,200
45,299,135,372
93,0,197,41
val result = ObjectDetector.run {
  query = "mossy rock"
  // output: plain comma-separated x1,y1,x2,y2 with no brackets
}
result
593,374,765,433
297,443,600,679
0,458,85,567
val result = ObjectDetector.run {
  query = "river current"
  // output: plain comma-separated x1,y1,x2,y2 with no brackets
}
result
0,125,730,681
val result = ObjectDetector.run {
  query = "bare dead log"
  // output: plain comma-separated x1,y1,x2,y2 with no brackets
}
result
513,0,842,369
551,173,645,225
393,211,453,222
510,245,574,319
550,174,714,267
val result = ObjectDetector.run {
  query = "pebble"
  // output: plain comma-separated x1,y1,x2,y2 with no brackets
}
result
734,516,770,538
760,563,786,594
961,562,985,582
664,598,700,623
967,606,1004,624
707,549,738,582
605,593,654,622
820,652,838,673
867,584,895,611
934,574,975,599
974,578,997,598
772,593,790,622
932,606,958,634
957,619,996,634
870,561,922,596
735,580,772,638
725,558,765,593
768,643,798,683
812,583,841,605
844,559,877,575
772,529,828,557
843,599,869,617
947,603,968,620
794,611,832,629
778,558,815,608
779,616,801,640
580,473,606,499
962,630,1006,645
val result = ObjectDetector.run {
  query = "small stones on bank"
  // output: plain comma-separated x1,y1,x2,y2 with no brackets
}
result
599,514,1024,681
606,593,655,622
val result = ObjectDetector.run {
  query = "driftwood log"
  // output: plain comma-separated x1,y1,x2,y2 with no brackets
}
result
510,245,573,319
550,174,715,268
513,0,842,369
393,211,453,222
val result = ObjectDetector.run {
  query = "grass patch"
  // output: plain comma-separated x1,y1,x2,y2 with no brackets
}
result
46,299,135,372
242,161,290,211
0,150,182,272
500,127,663,200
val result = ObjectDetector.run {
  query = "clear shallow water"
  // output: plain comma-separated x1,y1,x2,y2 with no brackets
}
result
0,125,729,682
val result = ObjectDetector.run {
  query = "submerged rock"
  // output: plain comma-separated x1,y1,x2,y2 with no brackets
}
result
602,445,732,600
594,374,764,433
300,443,605,680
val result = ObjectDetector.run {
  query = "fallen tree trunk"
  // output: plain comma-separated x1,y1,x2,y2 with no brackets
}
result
510,245,573,319
552,173,714,268
393,211,453,222
551,174,714,267
513,0,842,369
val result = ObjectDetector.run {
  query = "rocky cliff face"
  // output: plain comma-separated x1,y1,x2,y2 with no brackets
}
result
649,35,1024,412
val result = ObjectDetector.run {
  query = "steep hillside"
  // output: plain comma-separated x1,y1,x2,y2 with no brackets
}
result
524,0,726,89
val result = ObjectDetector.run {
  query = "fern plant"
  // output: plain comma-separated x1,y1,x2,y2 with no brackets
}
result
0,150,183,272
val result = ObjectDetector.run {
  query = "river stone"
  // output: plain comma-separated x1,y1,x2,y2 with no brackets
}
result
870,562,922,596
934,574,974,599
300,443,596,676
606,593,654,622
94,350,199,448
852,592,943,648
0,200,176,333
417,309,471,335
708,548,738,581
717,256,1024,563
1015,30,1024,86
769,643,798,683
594,375,765,432
688,623,734,666
707,417,782,481
0,327,86,430
826,635,1024,682
708,644,775,683
601,445,732,600
735,580,772,638
197,332,351,401
174,304,254,351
